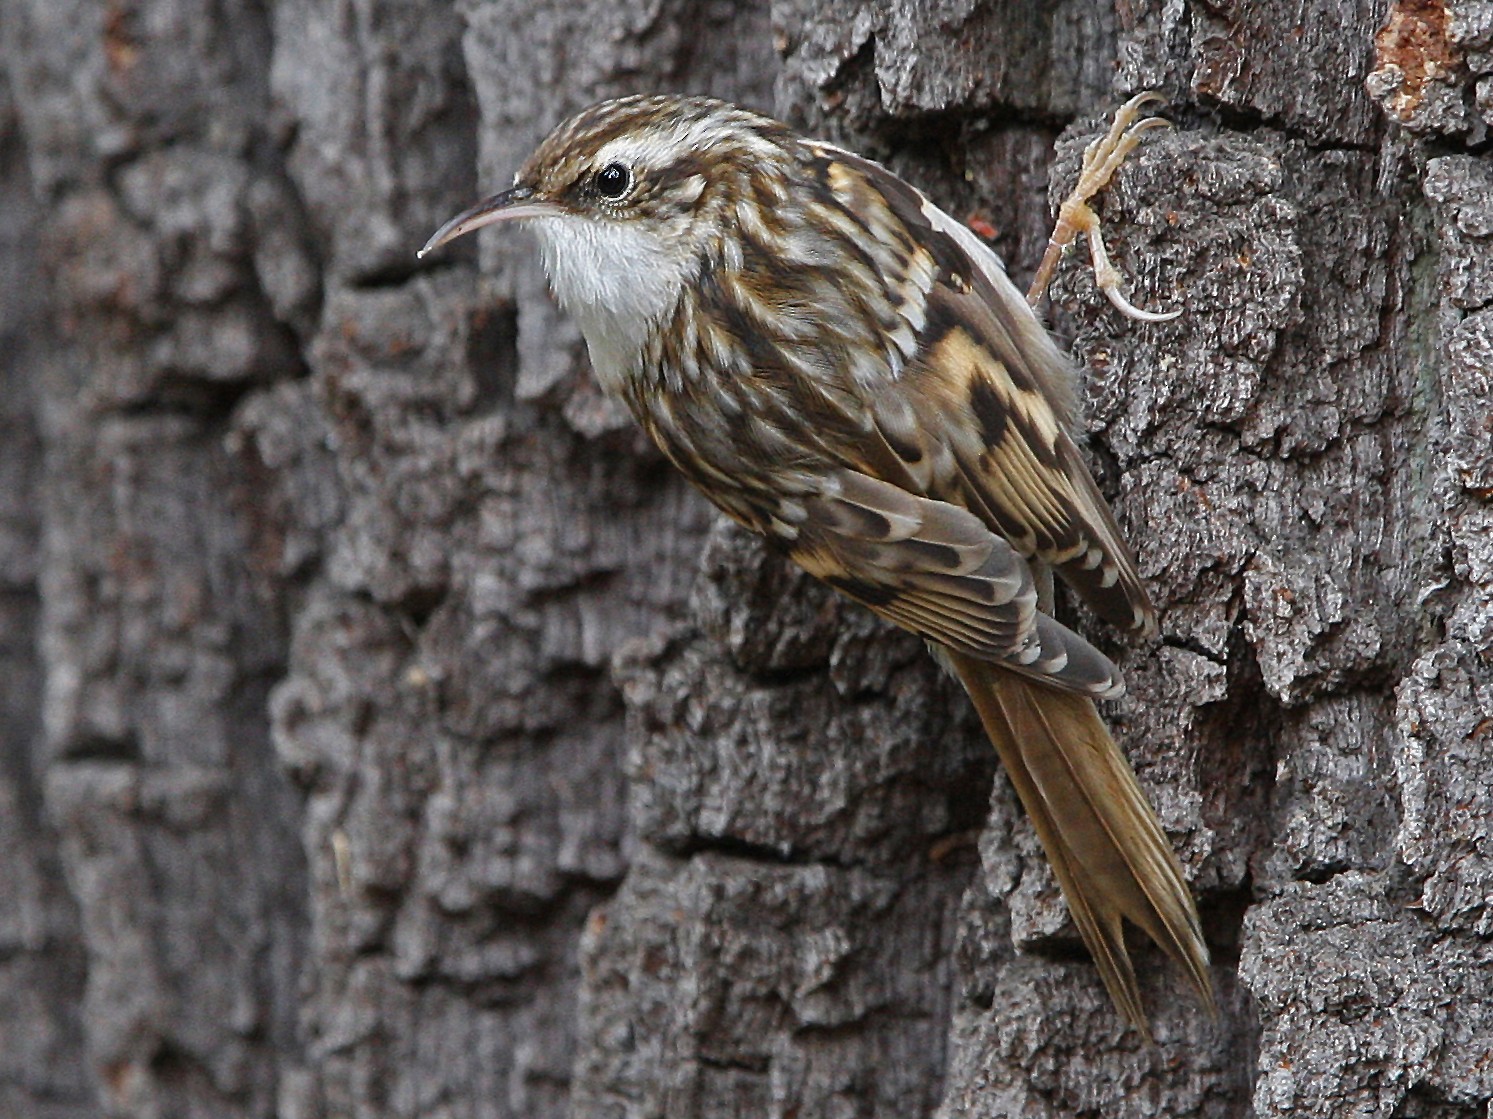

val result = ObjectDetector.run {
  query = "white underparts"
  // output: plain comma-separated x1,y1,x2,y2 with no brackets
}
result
529,213,690,396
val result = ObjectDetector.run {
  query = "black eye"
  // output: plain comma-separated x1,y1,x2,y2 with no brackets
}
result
593,162,631,200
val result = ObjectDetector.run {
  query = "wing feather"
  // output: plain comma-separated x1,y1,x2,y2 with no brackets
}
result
809,144,1158,636
789,470,1124,698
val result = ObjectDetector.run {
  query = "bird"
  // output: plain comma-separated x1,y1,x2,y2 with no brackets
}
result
420,93,1213,1033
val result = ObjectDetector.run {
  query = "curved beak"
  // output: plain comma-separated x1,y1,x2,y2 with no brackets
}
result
417,185,559,258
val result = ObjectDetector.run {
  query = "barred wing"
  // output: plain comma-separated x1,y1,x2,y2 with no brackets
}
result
788,470,1126,699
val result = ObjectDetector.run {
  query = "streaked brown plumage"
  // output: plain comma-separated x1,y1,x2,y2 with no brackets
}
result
422,94,1213,1032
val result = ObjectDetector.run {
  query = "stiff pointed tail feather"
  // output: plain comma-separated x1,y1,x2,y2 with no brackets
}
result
949,651,1215,1033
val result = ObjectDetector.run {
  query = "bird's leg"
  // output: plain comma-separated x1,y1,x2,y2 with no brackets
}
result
1027,92,1180,323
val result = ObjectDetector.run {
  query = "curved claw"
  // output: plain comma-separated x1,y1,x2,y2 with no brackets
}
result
1102,284,1183,323
1125,115,1172,137
1088,221,1182,323
1119,90,1168,113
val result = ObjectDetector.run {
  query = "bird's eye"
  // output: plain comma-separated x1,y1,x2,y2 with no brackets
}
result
593,162,631,200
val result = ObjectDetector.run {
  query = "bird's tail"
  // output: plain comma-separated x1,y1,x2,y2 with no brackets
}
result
948,651,1215,1034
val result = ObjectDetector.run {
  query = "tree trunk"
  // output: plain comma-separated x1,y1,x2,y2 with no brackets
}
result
2,0,1489,1116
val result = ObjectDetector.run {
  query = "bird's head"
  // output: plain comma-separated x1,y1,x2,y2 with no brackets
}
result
421,95,799,383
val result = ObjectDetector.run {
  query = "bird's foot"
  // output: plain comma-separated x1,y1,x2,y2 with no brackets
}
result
1027,92,1180,323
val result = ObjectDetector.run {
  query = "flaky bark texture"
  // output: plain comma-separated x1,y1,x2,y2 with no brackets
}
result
1,0,1489,1116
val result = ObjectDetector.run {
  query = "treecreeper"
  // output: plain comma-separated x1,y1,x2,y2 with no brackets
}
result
421,93,1216,1036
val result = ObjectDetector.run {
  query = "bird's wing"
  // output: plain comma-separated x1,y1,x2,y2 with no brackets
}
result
806,143,1157,637
787,469,1125,699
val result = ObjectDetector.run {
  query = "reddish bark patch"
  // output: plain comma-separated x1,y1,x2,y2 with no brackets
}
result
1371,0,1463,120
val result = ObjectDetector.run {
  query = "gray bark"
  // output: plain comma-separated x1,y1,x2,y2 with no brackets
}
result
1,1,1490,1117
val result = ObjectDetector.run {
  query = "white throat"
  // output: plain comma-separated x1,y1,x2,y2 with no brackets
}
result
529,214,690,396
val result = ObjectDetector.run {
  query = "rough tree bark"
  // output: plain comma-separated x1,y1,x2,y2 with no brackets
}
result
1,1,1490,1117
